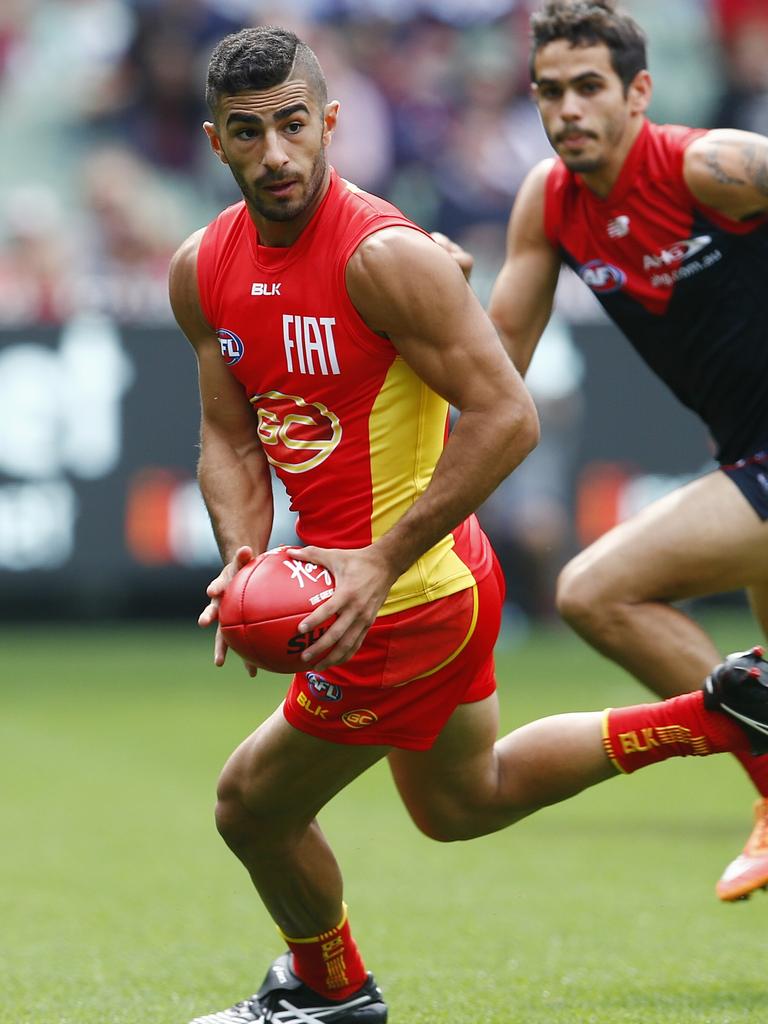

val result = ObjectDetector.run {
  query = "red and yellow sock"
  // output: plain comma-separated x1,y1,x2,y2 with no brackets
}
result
280,903,367,1001
734,750,768,797
603,690,752,774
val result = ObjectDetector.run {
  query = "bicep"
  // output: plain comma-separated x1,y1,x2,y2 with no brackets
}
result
347,230,528,413
685,130,768,218
168,231,263,454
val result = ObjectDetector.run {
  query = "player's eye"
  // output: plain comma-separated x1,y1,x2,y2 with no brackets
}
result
284,121,303,135
235,127,258,140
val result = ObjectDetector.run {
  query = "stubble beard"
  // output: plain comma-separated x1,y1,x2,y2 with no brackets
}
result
236,148,328,223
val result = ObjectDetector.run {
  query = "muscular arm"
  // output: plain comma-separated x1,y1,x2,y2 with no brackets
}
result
168,231,273,670
294,227,539,668
346,228,539,577
168,231,273,560
685,129,768,220
488,159,561,377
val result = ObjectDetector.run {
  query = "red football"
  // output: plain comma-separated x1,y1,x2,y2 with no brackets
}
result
218,547,336,672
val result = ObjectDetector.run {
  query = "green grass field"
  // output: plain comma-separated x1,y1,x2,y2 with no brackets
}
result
2,611,767,1024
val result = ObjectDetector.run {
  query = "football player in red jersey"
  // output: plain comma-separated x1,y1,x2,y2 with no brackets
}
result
170,24,768,1024
437,0,768,903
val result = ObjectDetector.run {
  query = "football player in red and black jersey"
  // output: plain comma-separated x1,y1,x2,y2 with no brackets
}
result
440,0,768,904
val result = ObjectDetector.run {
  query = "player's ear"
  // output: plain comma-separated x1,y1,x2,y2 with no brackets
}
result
322,101,340,146
627,69,652,115
204,121,230,165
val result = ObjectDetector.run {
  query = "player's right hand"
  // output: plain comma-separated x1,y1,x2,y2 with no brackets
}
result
199,545,260,676
430,231,474,281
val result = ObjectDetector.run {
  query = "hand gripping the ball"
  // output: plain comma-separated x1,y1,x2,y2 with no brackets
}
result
218,546,338,673
282,543,399,671
199,545,261,676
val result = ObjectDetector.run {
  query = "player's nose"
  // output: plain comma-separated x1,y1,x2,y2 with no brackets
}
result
262,130,289,171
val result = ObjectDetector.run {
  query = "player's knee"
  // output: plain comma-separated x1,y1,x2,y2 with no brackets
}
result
556,561,610,637
405,799,480,843
214,767,284,853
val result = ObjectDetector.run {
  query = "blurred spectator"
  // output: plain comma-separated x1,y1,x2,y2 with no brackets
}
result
710,1,768,134
85,0,240,173
310,25,394,192
0,185,73,324
72,146,185,321
0,0,26,86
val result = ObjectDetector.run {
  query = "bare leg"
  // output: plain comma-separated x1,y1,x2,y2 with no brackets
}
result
556,471,768,698
389,693,615,842
748,580,768,637
215,705,390,936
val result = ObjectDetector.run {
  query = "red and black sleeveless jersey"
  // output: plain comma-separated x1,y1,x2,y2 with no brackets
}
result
545,120,768,464
196,169,492,615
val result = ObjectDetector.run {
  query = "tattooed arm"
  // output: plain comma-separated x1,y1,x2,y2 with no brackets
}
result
684,129,768,220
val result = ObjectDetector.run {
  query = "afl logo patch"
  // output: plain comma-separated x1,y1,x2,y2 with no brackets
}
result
306,672,343,702
342,709,378,730
217,329,245,365
579,260,626,294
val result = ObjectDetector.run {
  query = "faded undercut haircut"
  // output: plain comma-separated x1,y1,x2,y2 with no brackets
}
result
205,26,328,117
530,0,647,93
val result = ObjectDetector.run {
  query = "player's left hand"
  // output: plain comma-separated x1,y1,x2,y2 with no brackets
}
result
285,543,399,670
199,544,261,677
430,231,474,281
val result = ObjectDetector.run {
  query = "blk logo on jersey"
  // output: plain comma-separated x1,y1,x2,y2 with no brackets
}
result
252,389,343,473
252,282,281,296
217,328,244,365
579,260,626,294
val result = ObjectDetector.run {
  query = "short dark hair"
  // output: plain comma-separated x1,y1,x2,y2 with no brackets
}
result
205,26,328,116
530,1,647,92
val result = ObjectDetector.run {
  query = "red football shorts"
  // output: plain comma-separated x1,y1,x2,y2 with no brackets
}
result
283,555,505,750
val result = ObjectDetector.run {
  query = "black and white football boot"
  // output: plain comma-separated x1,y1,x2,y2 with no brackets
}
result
189,953,387,1024
188,993,262,1024
703,646,768,755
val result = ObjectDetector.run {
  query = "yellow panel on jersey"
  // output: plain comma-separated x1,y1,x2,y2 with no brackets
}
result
369,355,478,615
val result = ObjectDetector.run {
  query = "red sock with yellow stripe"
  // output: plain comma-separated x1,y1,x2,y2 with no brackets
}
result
734,750,768,797
603,690,752,773
280,903,367,1001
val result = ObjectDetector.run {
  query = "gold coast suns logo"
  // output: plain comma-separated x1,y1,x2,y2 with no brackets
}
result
342,709,378,730
252,390,342,473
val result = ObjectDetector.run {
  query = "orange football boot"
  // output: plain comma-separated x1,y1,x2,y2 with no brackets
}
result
717,798,768,901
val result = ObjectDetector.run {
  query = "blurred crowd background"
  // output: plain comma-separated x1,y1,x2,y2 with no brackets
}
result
1,0,763,624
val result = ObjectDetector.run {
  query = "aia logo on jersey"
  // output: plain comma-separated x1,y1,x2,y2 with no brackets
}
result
217,329,244,365
579,260,626,294
306,672,343,702
642,235,713,270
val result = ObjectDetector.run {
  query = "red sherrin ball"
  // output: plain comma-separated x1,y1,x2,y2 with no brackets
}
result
218,547,336,672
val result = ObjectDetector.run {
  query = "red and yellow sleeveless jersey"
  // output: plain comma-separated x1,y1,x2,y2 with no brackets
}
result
196,169,493,615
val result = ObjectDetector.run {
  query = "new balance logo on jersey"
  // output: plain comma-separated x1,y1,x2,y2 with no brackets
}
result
251,282,281,296
283,314,341,376
607,215,630,239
